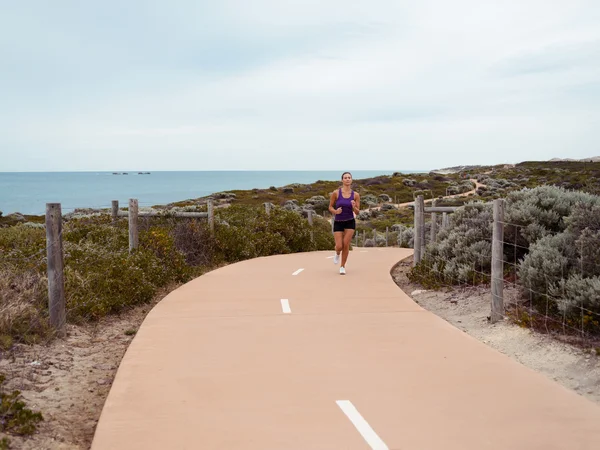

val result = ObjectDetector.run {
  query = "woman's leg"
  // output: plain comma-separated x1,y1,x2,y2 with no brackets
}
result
334,231,343,255
341,229,355,267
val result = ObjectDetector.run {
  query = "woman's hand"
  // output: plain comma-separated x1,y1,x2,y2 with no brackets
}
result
335,207,342,214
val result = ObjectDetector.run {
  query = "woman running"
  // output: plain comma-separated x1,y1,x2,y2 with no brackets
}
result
329,171,360,275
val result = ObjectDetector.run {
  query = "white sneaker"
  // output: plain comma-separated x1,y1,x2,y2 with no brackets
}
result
340,267,346,275
333,253,340,264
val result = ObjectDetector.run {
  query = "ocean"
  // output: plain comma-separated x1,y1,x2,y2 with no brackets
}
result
0,170,424,216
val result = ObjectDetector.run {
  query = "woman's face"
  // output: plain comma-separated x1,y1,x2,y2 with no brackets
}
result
342,172,352,185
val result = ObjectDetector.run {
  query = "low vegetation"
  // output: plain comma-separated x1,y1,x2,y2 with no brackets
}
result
0,373,43,445
408,185,600,337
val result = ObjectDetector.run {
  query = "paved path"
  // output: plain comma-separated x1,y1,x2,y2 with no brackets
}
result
91,248,600,450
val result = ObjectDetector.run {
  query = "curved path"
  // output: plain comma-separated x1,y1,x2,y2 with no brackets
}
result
91,248,600,450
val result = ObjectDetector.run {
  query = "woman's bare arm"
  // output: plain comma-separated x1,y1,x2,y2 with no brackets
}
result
329,190,341,214
352,193,360,214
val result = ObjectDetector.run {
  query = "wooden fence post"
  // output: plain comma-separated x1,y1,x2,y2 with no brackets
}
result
491,198,505,323
413,195,424,266
430,199,437,243
419,196,425,257
442,212,448,229
111,200,119,224
46,203,66,337
430,213,437,243
264,202,271,216
386,226,389,247
207,198,214,234
307,210,314,243
129,198,139,253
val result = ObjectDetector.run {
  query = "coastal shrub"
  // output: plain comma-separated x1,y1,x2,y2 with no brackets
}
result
172,220,216,266
303,196,329,215
0,225,46,269
413,187,600,286
214,205,333,262
409,185,600,334
518,201,600,329
396,225,414,248
64,242,169,319
62,216,194,320
0,267,50,349
0,225,50,347
549,275,600,332
370,209,412,232
447,180,475,195
311,216,336,250
411,202,493,284
517,233,574,306
361,194,378,205
503,186,600,262
0,374,43,438
363,238,375,247
63,215,123,245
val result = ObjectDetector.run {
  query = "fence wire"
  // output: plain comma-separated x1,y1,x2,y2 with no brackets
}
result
414,210,600,348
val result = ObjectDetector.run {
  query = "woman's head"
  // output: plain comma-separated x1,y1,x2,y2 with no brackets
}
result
341,172,352,183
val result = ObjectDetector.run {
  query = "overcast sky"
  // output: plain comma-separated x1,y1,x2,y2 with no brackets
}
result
1,0,599,172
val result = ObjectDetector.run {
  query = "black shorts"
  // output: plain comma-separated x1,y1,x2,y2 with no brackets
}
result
333,218,356,232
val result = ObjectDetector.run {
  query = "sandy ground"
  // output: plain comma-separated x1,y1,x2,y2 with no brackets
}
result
1,256,599,449
391,257,600,405
0,288,168,450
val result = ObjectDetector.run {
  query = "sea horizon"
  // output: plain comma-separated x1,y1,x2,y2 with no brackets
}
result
0,169,428,216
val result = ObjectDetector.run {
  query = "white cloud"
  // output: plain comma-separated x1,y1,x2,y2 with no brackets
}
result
1,0,600,171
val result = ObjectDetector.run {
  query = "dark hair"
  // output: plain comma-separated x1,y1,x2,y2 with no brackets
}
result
341,171,352,180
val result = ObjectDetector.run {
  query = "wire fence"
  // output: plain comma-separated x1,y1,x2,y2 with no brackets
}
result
411,196,600,348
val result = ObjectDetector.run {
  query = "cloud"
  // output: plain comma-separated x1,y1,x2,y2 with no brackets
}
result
1,0,600,171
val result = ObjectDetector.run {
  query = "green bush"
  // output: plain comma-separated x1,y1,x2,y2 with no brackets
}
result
408,185,600,335
395,225,414,248
518,201,600,329
0,225,46,271
550,275,600,331
0,374,43,436
414,202,493,284
63,221,194,320
214,205,333,262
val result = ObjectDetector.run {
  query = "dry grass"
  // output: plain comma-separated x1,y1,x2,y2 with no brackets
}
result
0,267,51,349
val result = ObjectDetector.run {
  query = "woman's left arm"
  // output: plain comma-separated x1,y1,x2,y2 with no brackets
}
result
352,193,360,214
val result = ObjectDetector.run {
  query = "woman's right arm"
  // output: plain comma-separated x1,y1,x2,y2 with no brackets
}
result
329,190,338,214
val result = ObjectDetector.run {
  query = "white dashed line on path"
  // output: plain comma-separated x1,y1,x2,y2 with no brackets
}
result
336,400,389,450
280,299,291,314
292,268,304,276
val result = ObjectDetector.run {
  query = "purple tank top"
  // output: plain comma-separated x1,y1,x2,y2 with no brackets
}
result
335,188,355,221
